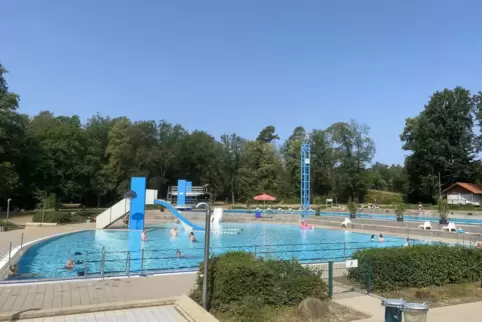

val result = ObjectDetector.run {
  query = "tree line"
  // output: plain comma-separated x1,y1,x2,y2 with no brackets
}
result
2,63,481,209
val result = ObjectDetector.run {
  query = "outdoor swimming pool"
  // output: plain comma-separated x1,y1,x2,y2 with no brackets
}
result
224,209,482,225
12,223,431,280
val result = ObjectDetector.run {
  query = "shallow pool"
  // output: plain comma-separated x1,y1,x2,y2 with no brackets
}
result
13,223,430,280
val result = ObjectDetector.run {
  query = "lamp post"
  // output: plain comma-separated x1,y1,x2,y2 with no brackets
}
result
195,202,212,310
6,199,11,221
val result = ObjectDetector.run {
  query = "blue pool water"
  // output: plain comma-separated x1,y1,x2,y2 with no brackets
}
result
225,209,482,225
13,223,431,280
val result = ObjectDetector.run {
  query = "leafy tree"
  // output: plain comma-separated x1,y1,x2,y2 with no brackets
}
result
177,131,225,201
256,125,280,143
401,87,477,203
104,117,135,195
326,120,375,202
310,129,335,198
84,115,115,207
238,141,284,202
220,133,246,203
152,120,188,194
28,112,87,203
280,126,306,198
367,163,407,194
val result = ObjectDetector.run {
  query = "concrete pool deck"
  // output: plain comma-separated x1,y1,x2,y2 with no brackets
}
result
0,272,196,314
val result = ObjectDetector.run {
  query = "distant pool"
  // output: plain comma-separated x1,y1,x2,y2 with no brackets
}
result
12,223,432,280
224,209,482,225
318,212,482,225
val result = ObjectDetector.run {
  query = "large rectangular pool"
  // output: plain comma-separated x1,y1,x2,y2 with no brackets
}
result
11,223,433,280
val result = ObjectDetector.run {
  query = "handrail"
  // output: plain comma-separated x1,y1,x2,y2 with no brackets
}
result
4,235,476,283
64,240,405,256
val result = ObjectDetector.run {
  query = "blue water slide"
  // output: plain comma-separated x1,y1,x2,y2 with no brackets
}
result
154,199,205,231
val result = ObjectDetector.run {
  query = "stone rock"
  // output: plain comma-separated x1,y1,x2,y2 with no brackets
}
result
298,297,331,319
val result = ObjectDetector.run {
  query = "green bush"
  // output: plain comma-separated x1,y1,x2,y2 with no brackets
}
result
230,205,248,210
32,211,78,223
365,190,403,204
347,201,357,215
348,245,482,292
190,252,328,313
0,220,19,228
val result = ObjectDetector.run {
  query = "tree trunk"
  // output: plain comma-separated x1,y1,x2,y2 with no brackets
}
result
231,191,235,204
42,190,46,223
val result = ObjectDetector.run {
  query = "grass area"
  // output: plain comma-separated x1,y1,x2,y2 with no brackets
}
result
213,301,368,322
378,282,482,308
335,273,482,308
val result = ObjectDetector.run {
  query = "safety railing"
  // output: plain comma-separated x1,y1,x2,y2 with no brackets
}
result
1,232,25,268
5,239,434,283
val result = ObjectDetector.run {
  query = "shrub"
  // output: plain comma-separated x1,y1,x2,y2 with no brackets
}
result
394,203,406,219
190,252,328,312
32,211,74,223
437,199,449,221
347,201,357,215
348,245,482,292
365,189,403,204
0,220,19,228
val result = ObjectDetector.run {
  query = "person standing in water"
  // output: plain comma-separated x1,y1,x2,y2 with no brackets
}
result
378,233,384,242
170,227,178,237
65,259,75,269
141,229,148,241
189,231,197,242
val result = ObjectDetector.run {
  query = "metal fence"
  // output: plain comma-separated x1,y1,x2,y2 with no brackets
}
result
5,237,482,288
4,240,399,284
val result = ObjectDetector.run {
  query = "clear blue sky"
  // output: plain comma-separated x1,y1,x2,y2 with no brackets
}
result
2,0,482,165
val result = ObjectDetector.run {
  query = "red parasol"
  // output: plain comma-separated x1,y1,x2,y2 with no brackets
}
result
253,194,276,201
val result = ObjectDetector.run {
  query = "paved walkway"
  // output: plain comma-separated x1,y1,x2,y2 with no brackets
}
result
335,293,482,322
21,305,186,322
0,273,196,313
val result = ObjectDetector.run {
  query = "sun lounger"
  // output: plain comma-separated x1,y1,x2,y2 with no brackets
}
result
442,222,457,232
418,221,432,230
341,218,352,228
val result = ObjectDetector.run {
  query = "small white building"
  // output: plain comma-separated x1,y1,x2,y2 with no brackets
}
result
442,182,482,206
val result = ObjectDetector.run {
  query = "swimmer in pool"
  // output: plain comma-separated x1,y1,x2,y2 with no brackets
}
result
170,227,178,237
379,233,384,242
65,259,75,269
141,229,148,241
6,264,37,279
189,232,197,242
7,264,17,277
370,234,375,241
176,250,183,257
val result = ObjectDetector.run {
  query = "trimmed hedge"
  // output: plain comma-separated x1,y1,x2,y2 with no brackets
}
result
348,245,482,292
190,252,328,312
32,210,98,223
